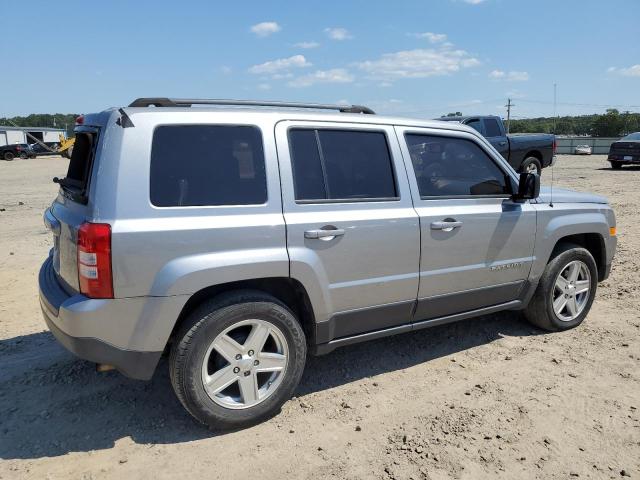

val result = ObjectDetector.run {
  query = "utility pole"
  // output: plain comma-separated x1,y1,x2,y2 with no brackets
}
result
553,83,557,134
505,98,513,134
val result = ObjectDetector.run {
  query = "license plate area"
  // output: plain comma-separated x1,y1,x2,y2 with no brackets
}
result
624,155,633,160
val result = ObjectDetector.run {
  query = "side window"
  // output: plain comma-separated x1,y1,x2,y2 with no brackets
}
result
289,129,397,201
484,118,503,137
405,134,512,198
150,125,267,207
465,119,483,135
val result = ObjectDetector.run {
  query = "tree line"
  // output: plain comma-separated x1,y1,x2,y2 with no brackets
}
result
3,109,640,139
0,114,79,137
444,109,640,137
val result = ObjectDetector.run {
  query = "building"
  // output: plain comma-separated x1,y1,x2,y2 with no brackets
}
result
0,126,66,147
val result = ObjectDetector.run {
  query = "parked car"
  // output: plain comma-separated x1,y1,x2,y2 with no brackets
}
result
574,145,592,155
1,143,35,160
40,98,617,429
29,142,60,157
608,132,640,169
437,115,555,175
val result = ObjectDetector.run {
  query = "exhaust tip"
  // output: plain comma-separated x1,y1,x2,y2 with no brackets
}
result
96,363,115,373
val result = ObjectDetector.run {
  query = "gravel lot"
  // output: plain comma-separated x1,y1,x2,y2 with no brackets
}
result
0,155,638,480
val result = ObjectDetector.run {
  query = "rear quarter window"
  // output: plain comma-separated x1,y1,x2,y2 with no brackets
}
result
61,131,98,203
150,125,267,207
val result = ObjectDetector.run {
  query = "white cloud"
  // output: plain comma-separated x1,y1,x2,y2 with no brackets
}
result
489,69,529,81
248,55,311,74
324,27,352,40
356,47,480,82
250,21,281,37
608,65,640,77
411,32,448,43
294,41,320,49
288,68,354,87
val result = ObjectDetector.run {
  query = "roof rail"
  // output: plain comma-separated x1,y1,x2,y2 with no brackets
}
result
128,97,375,114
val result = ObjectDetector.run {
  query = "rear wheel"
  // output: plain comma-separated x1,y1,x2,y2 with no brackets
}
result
610,161,623,170
3,151,14,161
524,244,598,331
170,290,307,429
520,157,542,175
19,152,27,159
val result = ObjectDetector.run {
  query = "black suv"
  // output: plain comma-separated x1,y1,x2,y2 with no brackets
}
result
1,143,35,160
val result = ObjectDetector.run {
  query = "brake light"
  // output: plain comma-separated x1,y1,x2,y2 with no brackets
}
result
552,139,557,154
77,223,113,298
75,115,84,125
16,146,21,151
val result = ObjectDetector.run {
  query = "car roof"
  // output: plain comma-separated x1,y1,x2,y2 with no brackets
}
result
118,106,477,133
437,115,501,122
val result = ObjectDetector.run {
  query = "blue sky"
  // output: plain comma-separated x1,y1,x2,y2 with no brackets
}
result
1,0,638,119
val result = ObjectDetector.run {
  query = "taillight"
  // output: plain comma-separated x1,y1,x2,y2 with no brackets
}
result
77,222,113,298
552,139,557,154
75,115,84,125
16,146,21,151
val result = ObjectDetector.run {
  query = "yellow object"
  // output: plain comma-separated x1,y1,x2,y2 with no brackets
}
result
610,226,617,236
57,133,75,159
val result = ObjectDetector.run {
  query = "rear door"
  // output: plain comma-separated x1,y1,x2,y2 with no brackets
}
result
46,127,101,294
395,126,536,321
275,121,420,341
483,117,510,160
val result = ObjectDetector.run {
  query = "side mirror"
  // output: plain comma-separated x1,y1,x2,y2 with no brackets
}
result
514,172,540,200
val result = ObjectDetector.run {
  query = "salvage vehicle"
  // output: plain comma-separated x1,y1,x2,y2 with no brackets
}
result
438,115,555,175
608,132,640,169
1,143,35,160
574,145,592,155
40,98,616,429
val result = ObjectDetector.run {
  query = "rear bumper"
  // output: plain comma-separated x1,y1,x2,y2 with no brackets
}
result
39,256,162,380
608,154,640,163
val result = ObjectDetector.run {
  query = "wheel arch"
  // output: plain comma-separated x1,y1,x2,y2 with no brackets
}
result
168,277,317,350
550,233,607,281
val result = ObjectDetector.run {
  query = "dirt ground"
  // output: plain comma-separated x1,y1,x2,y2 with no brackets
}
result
0,155,638,480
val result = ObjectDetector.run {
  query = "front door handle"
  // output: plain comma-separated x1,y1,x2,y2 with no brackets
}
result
430,220,462,232
498,141,507,146
304,228,345,239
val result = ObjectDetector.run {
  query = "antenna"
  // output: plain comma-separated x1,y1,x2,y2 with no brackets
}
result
550,83,557,208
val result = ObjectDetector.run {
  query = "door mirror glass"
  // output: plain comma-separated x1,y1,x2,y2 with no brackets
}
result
515,172,540,200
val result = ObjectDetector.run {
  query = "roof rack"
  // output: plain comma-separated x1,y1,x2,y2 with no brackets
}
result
128,97,375,114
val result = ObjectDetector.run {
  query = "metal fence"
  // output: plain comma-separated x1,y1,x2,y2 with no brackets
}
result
555,137,618,155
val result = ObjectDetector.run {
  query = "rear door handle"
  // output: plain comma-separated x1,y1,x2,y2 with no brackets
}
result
304,228,345,239
430,221,462,232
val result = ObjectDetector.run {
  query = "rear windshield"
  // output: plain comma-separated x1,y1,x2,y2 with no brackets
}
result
61,131,98,203
622,132,640,141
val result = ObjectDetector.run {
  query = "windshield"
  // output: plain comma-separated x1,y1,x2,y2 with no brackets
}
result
622,132,640,141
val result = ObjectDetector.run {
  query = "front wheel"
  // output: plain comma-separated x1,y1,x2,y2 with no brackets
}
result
524,244,598,331
520,157,542,176
170,290,307,429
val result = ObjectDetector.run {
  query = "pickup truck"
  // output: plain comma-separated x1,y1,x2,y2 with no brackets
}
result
1,143,35,161
438,115,555,175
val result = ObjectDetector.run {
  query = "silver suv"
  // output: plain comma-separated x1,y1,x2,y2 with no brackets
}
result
39,98,617,429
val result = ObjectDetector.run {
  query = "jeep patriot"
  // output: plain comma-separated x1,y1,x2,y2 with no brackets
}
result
39,98,617,428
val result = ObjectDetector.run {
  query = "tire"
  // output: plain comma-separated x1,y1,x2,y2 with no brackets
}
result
170,290,307,430
19,152,27,159
3,151,14,161
520,157,542,175
610,161,623,170
524,244,598,331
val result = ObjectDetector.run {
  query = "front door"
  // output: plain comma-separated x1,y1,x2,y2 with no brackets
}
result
275,121,420,342
395,126,537,321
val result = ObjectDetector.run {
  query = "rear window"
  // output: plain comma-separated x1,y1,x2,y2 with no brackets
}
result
62,131,97,203
288,128,397,202
150,125,267,207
